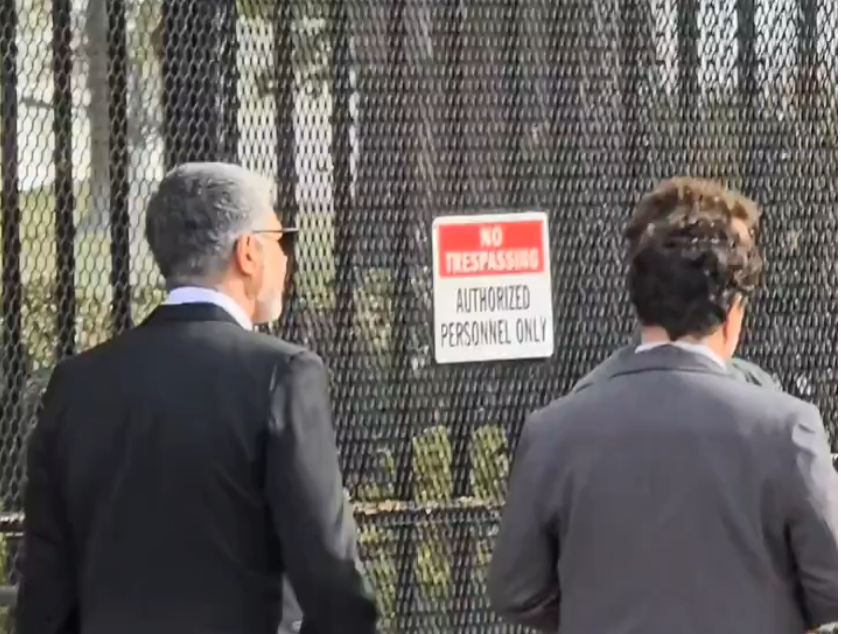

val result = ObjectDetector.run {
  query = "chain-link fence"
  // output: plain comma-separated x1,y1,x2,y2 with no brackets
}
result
0,0,837,632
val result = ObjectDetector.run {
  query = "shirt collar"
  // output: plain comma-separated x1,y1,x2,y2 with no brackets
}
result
635,340,726,369
163,287,253,330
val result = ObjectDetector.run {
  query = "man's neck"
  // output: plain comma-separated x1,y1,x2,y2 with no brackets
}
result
164,286,254,330
639,331,705,347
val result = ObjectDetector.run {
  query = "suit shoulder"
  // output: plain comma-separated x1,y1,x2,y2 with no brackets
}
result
708,376,824,437
745,383,823,425
571,345,635,393
523,391,584,437
233,331,328,383
535,372,819,436
242,330,323,366
728,357,782,389
722,376,812,413
56,325,321,377
48,329,132,377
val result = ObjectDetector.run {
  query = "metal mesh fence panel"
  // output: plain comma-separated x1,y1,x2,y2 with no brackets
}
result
0,0,837,632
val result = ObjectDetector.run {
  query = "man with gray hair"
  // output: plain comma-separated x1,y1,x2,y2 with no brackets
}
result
17,163,378,634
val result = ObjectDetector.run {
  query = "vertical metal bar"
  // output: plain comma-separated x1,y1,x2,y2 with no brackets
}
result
449,5,473,506
329,0,357,480
440,0,469,629
0,0,20,610
543,0,583,404
736,0,758,196
676,0,701,95
443,0,466,493
676,0,700,172
619,0,651,342
52,0,76,360
503,0,523,206
796,0,818,122
0,0,23,513
354,17,390,273
621,0,646,186
387,0,416,629
464,0,527,514
274,0,299,341
222,0,239,164
161,0,221,167
388,0,411,509
107,0,131,335
493,0,524,464
618,0,652,363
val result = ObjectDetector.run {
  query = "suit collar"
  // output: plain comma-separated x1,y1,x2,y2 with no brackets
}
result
163,286,252,330
141,302,244,328
635,340,725,369
606,344,730,382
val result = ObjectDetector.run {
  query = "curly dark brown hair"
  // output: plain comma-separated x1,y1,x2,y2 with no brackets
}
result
625,177,761,250
627,180,763,341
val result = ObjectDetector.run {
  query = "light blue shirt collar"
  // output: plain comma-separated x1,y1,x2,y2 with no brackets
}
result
635,340,726,369
163,287,253,330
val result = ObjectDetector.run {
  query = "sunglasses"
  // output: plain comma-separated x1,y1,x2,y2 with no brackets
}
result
254,229,298,257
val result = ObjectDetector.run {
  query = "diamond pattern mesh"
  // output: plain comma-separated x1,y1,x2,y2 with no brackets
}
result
0,0,836,632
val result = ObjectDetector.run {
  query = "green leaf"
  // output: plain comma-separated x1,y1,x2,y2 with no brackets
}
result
236,0,273,22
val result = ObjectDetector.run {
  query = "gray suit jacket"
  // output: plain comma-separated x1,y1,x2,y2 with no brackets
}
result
573,344,782,393
488,345,837,634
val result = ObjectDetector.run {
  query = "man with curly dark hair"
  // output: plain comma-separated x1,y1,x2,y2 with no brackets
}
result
573,177,781,393
488,178,837,634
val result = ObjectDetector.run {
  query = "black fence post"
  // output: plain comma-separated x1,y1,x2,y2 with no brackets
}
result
676,0,700,174
621,0,646,188
496,0,525,446
793,0,835,448
107,0,132,335
0,2,24,612
274,0,300,343
329,0,358,482
161,0,223,167
796,0,818,123
0,0,23,517
736,0,758,197
502,0,523,209
386,0,416,629
52,0,76,360
221,0,239,164
274,0,296,227
544,0,583,405
446,20,472,494
440,0,470,630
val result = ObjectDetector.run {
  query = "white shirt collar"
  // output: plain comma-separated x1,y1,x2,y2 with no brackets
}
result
635,340,726,369
163,286,253,330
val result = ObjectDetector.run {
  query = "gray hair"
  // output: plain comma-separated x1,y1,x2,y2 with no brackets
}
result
145,162,276,286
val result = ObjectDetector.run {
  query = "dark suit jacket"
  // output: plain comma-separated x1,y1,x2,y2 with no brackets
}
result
16,303,378,634
488,345,837,634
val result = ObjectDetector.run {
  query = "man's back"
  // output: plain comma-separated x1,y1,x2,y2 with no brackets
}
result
492,346,837,634
23,303,372,634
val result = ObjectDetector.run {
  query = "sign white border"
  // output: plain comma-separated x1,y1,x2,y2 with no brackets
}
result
431,211,554,365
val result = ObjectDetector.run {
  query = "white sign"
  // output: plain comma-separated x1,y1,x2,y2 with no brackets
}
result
432,211,554,364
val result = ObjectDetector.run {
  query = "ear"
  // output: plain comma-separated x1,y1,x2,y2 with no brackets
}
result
233,234,260,277
722,297,745,339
